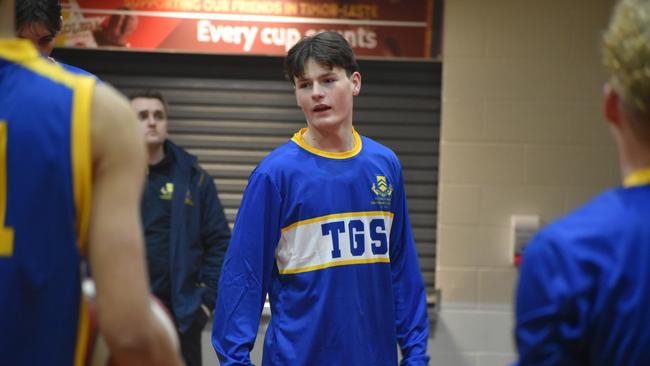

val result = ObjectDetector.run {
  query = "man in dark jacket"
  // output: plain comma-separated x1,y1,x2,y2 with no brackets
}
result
130,89,230,366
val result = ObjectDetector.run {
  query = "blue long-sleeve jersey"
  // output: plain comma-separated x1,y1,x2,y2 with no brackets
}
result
515,179,650,365
212,128,429,365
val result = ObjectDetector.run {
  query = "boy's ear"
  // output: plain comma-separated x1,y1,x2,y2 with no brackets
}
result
351,72,361,96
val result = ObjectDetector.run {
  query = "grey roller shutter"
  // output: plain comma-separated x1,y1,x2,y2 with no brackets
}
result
55,49,440,294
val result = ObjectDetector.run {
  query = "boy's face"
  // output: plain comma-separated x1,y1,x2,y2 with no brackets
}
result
293,58,361,132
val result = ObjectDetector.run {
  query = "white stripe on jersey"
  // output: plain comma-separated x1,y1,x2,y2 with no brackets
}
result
276,211,393,274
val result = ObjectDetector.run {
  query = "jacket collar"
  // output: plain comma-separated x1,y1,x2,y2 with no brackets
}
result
164,140,197,171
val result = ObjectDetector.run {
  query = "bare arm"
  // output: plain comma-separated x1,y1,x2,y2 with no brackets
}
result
87,83,184,366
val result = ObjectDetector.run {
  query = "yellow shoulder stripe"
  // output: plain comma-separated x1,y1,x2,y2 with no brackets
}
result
282,211,394,233
71,76,94,254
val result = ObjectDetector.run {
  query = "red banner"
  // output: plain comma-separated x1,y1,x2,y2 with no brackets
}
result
57,0,435,58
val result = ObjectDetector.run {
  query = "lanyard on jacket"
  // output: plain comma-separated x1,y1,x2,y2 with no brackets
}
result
624,167,650,187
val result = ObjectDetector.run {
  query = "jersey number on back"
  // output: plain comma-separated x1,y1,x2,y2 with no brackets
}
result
0,122,14,256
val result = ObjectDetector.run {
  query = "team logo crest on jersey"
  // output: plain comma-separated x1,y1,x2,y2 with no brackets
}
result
372,175,393,197
371,175,393,207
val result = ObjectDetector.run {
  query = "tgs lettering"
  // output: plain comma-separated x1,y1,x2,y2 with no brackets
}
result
321,219,388,258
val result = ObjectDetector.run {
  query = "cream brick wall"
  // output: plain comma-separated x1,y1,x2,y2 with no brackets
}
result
435,0,618,364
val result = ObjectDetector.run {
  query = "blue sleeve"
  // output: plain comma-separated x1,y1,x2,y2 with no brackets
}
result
198,170,231,310
211,171,282,365
514,232,587,365
390,167,430,366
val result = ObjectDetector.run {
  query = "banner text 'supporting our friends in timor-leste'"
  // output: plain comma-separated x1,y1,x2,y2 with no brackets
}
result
57,0,438,58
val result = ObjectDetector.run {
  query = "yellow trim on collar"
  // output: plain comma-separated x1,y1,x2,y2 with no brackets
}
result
291,127,362,159
0,39,78,89
624,167,650,187
0,38,40,62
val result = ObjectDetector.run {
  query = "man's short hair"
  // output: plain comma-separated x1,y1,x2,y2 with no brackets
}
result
602,0,650,140
128,89,169,116
284,31,360,85
16,0,62,36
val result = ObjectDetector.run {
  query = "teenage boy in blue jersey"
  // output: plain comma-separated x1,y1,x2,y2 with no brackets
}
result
514,0,650,364
212,31,430,365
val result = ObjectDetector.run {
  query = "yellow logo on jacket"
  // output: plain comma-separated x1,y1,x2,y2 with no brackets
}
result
159,182,194,205
160,183,174,200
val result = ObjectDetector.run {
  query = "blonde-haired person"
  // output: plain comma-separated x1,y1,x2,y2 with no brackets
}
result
514,0,650,365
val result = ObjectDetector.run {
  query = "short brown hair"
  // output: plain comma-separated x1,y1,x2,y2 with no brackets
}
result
284,31,360,85
127,89,169,116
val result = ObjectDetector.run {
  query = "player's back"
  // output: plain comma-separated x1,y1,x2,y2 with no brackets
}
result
516,184,650,365
0,39,94,366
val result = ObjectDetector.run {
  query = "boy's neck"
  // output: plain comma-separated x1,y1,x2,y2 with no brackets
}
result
302,125,355,153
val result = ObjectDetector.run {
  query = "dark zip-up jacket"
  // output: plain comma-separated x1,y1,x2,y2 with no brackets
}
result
145,140,230,332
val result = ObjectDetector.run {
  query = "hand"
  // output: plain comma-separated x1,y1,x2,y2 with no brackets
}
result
93,7,138,47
